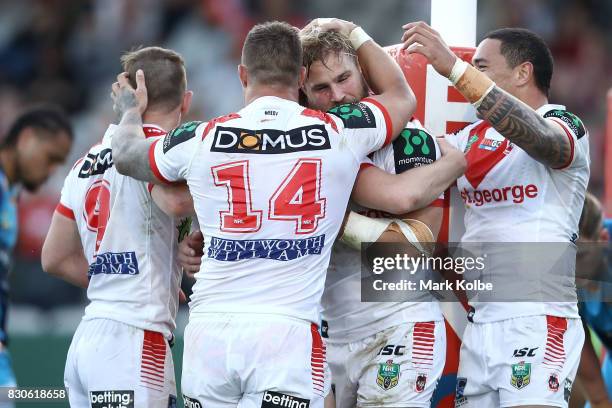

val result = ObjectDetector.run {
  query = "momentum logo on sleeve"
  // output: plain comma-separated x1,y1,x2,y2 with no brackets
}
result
208,235,325,261
211,125,330,154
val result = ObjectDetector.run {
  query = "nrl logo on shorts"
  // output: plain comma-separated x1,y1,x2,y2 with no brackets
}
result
510,361,531,389
376,359,400,390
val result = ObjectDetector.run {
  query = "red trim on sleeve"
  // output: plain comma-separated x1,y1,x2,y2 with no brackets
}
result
148,139,172,184
56,203,75,220
548,117,575,170
359,162,374,172
362,97,393,147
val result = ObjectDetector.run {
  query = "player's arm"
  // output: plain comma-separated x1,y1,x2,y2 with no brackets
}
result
401,21,574,169
41,211,89,288
352,138,465,214
314,18,415,139
150,183,195,217
576,318,612,407
110,70,160,183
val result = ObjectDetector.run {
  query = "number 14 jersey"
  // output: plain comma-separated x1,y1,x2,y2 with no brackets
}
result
150,96,393,323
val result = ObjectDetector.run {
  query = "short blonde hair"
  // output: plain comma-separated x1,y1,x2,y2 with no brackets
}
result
300,23,357,76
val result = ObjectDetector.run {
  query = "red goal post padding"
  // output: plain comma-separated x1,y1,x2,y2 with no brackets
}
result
384,45,476,408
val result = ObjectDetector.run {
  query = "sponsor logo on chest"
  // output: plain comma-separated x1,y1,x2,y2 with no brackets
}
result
211,125,330,154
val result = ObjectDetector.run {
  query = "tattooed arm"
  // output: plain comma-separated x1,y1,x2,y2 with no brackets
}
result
401,21,573,169
476,87,571,168
111,70,159,183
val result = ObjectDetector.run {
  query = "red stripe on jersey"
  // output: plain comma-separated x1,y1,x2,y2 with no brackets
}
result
542,316,567,369
201,113,241,140
147,183,154,194
143,125,166,138
464,121,509,188
56,203,75,220
140,330,166,390
148,139,172,184
310,323,326,397
548,117,575,170
362,97,393,146
301,109,339,133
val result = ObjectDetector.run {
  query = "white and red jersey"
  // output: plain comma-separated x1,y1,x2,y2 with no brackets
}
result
447,104,590,322
57,124,186,338
323,120,444,343
149,96,393,323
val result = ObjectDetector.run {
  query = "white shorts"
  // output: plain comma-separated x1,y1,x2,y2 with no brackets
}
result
181,313,330,408
64,318,176,408
456,315,585,408
329,321,446,408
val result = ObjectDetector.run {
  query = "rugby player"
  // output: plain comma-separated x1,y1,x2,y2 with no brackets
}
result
42,47,192,407
0,106,72,405
177,19,466,408
110,21,415,407
402,22,590,407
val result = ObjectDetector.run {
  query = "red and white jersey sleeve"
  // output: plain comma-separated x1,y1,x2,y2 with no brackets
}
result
149,121,209,183
326,98,393,160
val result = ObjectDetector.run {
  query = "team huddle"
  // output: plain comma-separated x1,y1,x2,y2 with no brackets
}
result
41,16,589,408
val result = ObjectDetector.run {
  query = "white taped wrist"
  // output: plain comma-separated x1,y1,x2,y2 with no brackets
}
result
448,58,469,85
340,211,390,250
348,26,372,50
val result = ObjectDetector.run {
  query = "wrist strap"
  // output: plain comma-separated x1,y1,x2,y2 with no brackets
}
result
349,26,372,50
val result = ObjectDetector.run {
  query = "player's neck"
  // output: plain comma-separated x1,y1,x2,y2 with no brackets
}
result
142,110,181,133
244,84,300,105
0,148,17,186
519,88,548,111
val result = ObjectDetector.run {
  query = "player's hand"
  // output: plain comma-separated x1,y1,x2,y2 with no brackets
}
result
437,136,466,170
111,69,148,117
178,230,204,278
401,22,456,78
305,18,357,37
591,401,612,408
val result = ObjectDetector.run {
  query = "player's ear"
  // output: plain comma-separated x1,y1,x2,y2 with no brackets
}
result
181,91,193,116
298,66,307,89
238,64,248,88
515,61,533,88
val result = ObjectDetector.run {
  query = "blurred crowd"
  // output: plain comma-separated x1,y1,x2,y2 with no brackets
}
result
0,0,610,308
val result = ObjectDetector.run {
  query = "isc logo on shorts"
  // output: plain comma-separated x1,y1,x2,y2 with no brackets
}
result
183,395,203,408
261,391,310,408
89,390,134,408
211,125,330,154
